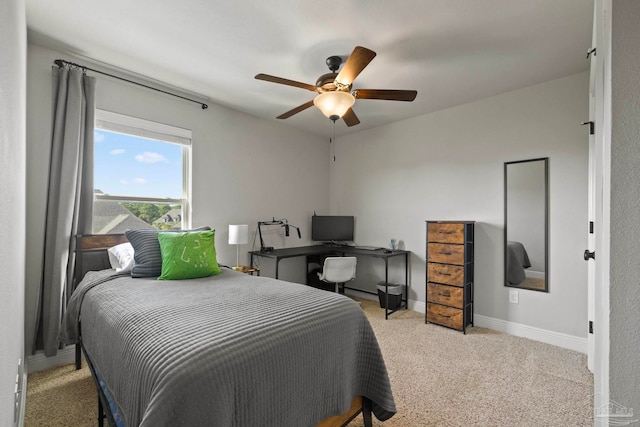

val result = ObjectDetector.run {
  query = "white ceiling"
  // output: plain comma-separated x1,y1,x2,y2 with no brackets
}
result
25,0,594,137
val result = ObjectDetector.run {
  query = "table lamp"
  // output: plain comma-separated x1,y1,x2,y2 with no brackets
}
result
228,224,249,271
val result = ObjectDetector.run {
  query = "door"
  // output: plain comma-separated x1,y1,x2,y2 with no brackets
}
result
586,101,595,373
589,0,612,413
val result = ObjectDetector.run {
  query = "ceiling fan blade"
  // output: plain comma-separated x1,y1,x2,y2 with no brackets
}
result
353,89,417,102
277,100,315,119
255,74,317,92
335,46,377,86
342,108,360,127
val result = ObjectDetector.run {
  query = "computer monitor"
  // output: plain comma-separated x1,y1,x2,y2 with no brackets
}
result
311,215,354,242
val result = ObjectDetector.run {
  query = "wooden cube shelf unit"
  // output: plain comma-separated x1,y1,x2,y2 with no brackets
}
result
425,221,475,333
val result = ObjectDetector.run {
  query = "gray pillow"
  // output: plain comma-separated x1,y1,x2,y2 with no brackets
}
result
125,227,211,278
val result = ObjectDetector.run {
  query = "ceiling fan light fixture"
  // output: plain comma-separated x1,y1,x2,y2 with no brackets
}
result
256,46,416,126
313,91,355,120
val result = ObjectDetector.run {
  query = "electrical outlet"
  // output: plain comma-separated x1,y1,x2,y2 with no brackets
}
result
509,290,519,304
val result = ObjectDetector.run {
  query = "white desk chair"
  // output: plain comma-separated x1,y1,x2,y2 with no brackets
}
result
317,257,357,294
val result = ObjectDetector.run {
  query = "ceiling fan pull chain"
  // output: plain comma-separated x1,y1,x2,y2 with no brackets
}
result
331,119,336,162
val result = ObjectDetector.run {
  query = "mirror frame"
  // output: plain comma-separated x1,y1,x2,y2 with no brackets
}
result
504,157,549,292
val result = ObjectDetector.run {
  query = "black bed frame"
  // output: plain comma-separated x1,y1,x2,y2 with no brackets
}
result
73,233,372,427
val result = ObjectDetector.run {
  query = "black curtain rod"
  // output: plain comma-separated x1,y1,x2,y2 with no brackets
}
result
54,59,208,110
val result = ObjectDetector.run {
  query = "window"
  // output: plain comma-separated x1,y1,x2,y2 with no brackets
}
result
92,110,191,234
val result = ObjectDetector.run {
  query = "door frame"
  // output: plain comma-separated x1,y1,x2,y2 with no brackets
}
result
591,0,612,416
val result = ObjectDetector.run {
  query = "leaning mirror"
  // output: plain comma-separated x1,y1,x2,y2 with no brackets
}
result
504,157,548,292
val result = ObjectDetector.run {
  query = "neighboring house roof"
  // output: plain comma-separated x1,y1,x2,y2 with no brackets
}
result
155,208,182,224
92,200,156,234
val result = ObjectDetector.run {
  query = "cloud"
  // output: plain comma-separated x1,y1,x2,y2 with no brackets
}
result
95,132,105,143
120,179,128,185
132,178,147,184
135,152,168,163
110,148,125,155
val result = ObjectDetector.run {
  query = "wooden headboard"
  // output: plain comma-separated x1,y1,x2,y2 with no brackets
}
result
75,234,129,286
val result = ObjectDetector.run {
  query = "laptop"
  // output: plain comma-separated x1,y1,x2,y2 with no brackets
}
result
357,246,383,251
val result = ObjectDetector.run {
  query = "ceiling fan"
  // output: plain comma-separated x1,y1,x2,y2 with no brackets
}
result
255,46,417,127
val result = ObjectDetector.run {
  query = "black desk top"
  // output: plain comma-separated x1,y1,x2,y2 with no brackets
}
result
249,245,409,259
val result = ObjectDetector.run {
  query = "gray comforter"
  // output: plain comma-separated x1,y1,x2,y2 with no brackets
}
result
61,268,395,426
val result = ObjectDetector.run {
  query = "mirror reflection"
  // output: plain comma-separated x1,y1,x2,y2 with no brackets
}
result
504,158,548,292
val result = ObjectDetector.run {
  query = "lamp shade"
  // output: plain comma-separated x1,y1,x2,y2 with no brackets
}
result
313,91,355,120
228,224,249,245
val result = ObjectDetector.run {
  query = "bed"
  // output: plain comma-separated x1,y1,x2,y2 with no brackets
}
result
60,233,396,427
506,240,532,286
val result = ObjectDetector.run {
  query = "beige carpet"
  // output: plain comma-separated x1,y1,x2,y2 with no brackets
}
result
26,362,96,426
26,299,593,426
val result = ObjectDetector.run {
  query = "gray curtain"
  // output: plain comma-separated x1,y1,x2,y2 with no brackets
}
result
35,66,95,357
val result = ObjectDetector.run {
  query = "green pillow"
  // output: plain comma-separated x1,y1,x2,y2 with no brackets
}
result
157,230,221,280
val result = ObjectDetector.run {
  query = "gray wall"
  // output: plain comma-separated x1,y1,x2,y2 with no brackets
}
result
610,0,640,415
0,0,26,425
25,43,330,356
330,73,589,339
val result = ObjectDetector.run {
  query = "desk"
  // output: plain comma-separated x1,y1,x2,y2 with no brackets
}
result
249,245,409,319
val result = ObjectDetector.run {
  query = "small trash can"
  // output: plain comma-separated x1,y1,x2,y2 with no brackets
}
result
377,282,403,310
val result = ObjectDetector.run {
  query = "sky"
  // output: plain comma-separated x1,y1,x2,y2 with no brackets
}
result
94,129,183,199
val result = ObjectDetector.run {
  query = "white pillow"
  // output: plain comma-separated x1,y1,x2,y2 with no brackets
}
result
107,242,134,273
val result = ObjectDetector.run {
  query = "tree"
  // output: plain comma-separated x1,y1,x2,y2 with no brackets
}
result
122,202,171,225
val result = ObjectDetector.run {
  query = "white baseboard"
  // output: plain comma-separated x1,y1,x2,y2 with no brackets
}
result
345,289,379,302
473,314,587,354
385,299,586,354
411,300,426,313
27,346,76,373
17,370,27,427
